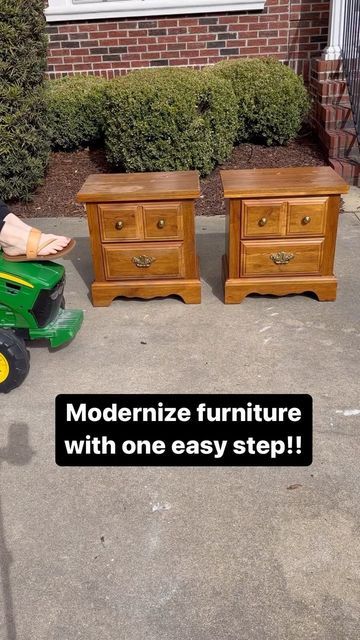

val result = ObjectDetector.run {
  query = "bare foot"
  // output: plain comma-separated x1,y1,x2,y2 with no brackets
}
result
0,219,71,258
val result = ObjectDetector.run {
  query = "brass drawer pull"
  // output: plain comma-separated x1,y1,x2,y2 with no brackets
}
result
302,216,311,225
270,251,294,265
258,217,267,227
132,255,156,268
157,218,165,229
115,220,124,231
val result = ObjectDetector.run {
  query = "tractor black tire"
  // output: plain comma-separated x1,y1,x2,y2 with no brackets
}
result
0,330,30,394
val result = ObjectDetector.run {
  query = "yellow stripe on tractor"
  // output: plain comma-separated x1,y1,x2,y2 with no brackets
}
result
0,272,34,289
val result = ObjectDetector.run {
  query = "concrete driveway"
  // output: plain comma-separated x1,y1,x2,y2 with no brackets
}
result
1,191,359,640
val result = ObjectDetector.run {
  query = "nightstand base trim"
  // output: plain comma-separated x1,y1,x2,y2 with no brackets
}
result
91,276,201,306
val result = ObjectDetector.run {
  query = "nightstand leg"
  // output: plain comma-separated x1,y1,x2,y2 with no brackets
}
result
178,282,201,304
312,280,337,301
91,284,116,307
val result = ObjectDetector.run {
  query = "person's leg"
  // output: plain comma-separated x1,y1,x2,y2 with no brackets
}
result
0,200,72,258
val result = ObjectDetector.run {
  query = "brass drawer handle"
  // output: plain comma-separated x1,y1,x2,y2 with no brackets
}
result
132,255,156,268
258,217,267,227
302,216,311,225
157,218,165,229
270,251,294,265
115,220,124,231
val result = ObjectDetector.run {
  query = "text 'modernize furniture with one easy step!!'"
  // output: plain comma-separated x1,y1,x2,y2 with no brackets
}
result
221,166,349,304
77,171,201,306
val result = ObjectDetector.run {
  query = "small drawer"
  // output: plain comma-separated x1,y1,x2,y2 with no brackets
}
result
143,203,183,240
241,200,286,238
287,198,328,236
240,239,325,276
103,242,184,280
98,204,143,242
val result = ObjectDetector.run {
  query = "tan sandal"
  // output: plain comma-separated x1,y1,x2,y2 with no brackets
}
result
2,228,76,262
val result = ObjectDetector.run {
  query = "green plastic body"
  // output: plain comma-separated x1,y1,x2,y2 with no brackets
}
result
0,253,83,348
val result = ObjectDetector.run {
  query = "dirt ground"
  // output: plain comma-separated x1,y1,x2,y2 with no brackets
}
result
10,133,326,219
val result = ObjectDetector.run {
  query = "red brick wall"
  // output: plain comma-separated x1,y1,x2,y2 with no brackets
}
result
47,0,330,82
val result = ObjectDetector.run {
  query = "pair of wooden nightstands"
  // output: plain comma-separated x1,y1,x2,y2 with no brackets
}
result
77,167,348,306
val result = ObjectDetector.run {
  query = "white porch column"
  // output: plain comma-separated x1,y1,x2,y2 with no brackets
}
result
322,0,346,60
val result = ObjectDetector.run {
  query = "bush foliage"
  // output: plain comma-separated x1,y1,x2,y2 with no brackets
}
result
1,31,311,200
103,68,238,175
213,58,310,145
47,76,106,150
0,0,49,200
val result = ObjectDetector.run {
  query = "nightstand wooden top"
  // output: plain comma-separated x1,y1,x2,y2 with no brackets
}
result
221,166,349,198
77,171,200,203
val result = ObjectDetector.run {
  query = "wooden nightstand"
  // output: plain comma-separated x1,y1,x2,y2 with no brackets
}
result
77,171,201,306
221,166,349,304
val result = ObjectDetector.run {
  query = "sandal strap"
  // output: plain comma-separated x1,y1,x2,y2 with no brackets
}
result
26,228,42,259
38,238,57,252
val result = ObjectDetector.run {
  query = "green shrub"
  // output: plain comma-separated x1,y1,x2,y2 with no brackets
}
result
47,76,107,150
213,58,310,145
103,67,237,176
0,0,49,201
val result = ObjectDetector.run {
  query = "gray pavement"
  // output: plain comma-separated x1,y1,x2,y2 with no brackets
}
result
1,193,360,639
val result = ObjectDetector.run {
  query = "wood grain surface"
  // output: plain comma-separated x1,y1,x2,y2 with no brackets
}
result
221,166,349,198
77,171,201,202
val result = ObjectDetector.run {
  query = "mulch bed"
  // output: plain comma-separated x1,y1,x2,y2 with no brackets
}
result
10,132,326,219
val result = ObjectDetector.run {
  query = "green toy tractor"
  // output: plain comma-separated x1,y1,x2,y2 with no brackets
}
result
0,253,83,393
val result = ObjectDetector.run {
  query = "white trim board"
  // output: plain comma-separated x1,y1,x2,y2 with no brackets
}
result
45,0,265,22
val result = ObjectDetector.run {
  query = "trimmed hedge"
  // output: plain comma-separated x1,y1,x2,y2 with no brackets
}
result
103,67,238,175
47,76,106,150
0,0,49,201
0,43,311,200
213,58,310,145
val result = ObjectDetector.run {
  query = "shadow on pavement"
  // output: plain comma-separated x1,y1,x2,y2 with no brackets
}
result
0,424,35,640
196,232,224,301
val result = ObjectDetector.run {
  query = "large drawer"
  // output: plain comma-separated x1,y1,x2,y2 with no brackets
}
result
98,204,143,242
240,239,325,276
103,242,184,280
